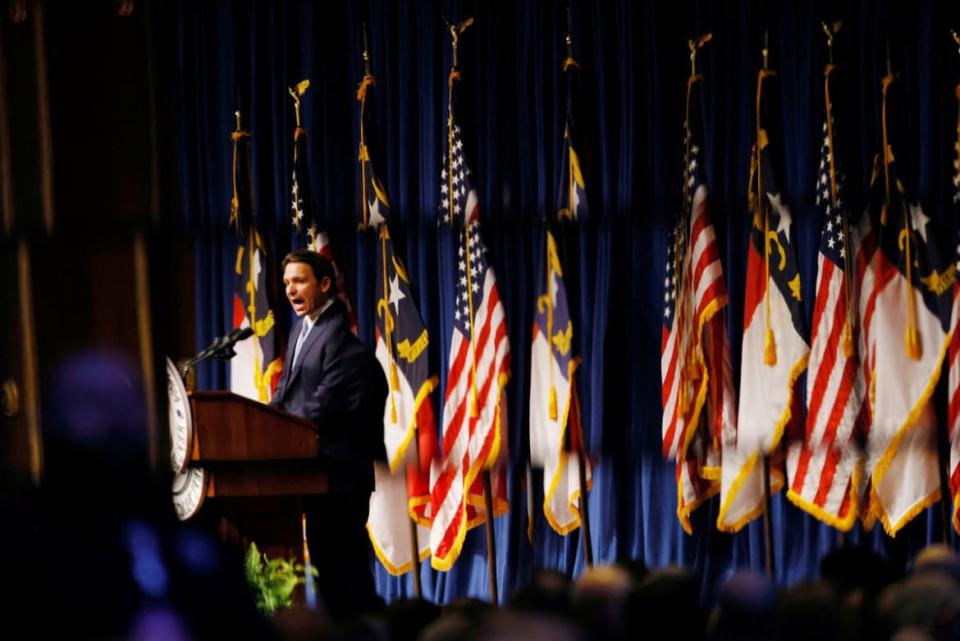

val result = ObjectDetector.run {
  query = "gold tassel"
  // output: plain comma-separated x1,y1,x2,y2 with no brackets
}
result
469,385,479,418
390,362,400,391
902,202,921,361
548,386,558,421
905,324,921,360
841,320,853,358
356,74,375,102
764,327,778,365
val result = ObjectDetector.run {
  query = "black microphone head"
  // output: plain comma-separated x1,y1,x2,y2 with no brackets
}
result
236,327,254,341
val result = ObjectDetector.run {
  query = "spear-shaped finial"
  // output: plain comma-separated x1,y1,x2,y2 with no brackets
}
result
762,28,770,71
886,38,893,77
362,22,372,76
235,110,242,131
952,28,960,58
288,80,310,128
688,32,712,76
445,16,474,78
822,20,842,65
563,5,578,71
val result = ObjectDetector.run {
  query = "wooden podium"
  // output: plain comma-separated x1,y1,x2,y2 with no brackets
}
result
187,390,327,562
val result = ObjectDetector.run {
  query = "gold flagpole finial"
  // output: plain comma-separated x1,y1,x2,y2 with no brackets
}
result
288,80,310,129
688,33,712,77
362,22,372,76
563,6,579,71
235,110,242,131
762,28,770,71
445,16,474,78
951,29,960,57
821,21,842,65
886,38,893,78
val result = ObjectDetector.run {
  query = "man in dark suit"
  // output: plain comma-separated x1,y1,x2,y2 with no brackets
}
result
271,249,387,622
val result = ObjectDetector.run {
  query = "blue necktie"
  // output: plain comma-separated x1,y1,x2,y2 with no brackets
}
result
292,322,310,367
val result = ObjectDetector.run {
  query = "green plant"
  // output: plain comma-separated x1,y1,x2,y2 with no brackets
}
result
244,541,318,616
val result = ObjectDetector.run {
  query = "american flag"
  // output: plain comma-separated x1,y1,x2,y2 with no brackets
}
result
288,84,358,335
948,97,960,534
660,76,733,534
430,118,510,571
785,106,862,530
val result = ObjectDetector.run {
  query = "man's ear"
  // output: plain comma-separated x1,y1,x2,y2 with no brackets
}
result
319,275,333,294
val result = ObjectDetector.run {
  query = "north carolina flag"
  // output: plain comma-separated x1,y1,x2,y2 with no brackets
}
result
859,74,953,534
530,227,590,534
357,70,439,575
719,69,809,532
229,117,283,403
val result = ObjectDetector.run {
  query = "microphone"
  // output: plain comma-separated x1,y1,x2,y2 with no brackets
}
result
214,326,254,358
177,327,257,379
229,326,254,342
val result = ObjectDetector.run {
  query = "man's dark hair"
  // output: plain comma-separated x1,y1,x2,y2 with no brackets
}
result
282,249,338,295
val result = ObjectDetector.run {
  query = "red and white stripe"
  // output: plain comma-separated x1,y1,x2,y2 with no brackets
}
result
786,239,863,527
949,258,960,533
950,121,960,534
661,184,728,459
430,225,510,571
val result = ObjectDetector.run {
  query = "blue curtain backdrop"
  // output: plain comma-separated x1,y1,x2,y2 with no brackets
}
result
173,0,960,605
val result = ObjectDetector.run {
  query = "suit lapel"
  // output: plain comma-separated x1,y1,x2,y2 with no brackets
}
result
284,311,337,391
276,319,302,402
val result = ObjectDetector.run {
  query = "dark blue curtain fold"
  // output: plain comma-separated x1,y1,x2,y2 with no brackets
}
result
173,0,960,606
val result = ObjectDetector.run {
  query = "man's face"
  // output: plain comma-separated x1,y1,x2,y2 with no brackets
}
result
283,262,330,317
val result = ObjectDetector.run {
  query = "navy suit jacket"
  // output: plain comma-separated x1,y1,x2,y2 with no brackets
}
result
271,299,387,495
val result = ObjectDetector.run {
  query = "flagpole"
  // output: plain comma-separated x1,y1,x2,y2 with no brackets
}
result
560,6,594,569
405,467,423,598
482,470,499,604
358,23,373,230
758,28,777,580
574,401,593,567
938,411,953,544
525,463,536,545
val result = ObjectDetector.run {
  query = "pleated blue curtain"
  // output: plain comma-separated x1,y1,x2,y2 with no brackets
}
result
173,0,960,606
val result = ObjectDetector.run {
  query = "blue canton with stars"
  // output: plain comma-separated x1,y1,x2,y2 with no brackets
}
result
663,109,706,329
954,132,960,272
439,123,471,225
663,221,679,327
453,218,490,334
814,120,848,270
